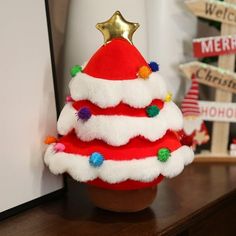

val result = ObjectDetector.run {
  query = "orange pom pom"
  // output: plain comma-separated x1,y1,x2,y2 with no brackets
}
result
138,66,152,79
44,136,57,144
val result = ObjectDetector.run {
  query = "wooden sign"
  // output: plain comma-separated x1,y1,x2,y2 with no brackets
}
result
179,61,236,94
199,101,236,122
184,0,236,159
185,0,236,26
193,35,236,58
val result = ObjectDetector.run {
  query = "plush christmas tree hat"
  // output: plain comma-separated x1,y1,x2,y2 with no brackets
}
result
44,11,194,190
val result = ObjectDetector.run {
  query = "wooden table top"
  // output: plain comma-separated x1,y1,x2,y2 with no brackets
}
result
1,163,236,236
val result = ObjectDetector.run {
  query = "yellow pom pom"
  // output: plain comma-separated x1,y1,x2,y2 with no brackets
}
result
44,136,57,144
138,66,151,79
165,92,172,102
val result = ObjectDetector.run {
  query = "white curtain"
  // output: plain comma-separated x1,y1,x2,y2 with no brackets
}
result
146,0,197,99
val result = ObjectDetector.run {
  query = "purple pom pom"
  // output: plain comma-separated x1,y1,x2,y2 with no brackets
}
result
149,61,159,72
77,107,91,121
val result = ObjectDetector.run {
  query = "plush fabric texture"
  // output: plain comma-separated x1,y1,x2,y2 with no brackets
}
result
52,130,182,160
83,39,148,80
72,99,164,117
44,36,194,191
69,72,168,108
87,176,164,190
57,101,183,146
44,142,194,189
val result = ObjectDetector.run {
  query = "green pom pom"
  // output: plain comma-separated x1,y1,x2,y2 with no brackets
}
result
146,105,160,117
70,65,82,77
157,148,171,162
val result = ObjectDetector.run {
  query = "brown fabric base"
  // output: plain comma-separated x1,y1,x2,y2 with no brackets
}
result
87,185,157,212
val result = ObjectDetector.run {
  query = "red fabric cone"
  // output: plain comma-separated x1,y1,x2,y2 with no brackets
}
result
83,38,148,80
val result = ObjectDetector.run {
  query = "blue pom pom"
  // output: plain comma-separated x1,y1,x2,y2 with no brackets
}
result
149,61,159,72
89,152,104,167
77,107,91,121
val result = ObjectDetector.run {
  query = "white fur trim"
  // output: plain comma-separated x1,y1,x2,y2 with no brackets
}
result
183,116,203,135
44,145,194,183
57,102,183,146
57,104,77,136
69,72,168,108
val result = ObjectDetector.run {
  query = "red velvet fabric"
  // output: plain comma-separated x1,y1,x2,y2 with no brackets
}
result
72,99,164,117
83,39,148,80
58,130,181,160
87,175,164,190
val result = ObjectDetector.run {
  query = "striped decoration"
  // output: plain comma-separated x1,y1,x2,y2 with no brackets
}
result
181,74,200,116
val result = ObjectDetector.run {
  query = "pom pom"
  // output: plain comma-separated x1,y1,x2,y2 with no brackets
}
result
66,96,74,103
54,143,65,152
89,152,104,167
146,105,160,117
157,148,171,162
138,65,152,79
70,65,82,77
44,136,57,144
149,61,159,72
164,92,172,102
77,107,92,121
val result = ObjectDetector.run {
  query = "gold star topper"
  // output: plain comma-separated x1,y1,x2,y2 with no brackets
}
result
96,11,139,44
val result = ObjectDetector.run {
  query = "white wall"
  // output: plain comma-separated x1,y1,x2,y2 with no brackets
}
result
0,0,63,212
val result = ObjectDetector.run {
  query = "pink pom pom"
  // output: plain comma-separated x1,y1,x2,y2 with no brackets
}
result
66,96,74,103
54,143,65,152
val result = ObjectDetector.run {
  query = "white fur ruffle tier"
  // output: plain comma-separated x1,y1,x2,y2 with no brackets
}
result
69,72,168,108
57,101,183,146
44,145,194,184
